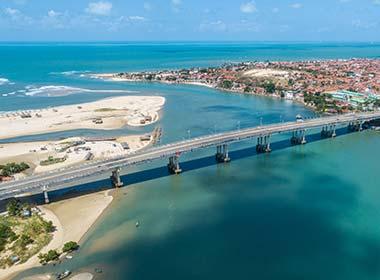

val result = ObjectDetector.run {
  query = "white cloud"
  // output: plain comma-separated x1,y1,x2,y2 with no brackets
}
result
171,0,182,12
3,7,33,24
86,1,112,16
4,7,20,16
272,7,279,13
129,16,146,21
199,20,227,32
47,10,61,18
240,1,257,13
290,3,302,9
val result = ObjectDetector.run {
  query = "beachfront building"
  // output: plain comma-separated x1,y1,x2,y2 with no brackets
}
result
328,90,379,110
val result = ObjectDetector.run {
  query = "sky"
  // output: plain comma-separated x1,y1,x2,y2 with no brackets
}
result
0,0,379,41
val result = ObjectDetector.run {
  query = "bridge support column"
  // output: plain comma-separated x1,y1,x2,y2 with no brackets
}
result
291,130,307,145
216,144,231,163
111,168,123,188
168,155,182,174
301,129,307,144
348,121,362,132
331,125,337,138
42,186,49,204
256,135,271,153
322,125,336,138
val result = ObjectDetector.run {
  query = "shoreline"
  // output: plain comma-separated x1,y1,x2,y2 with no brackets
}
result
91,74,316,112
0,96,165,141
2,190,114,280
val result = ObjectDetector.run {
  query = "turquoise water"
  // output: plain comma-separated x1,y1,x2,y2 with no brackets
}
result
2,42,380,279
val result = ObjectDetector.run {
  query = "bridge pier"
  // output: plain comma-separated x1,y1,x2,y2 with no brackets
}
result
321,125,336,138
42,186,49,204
216,144,231,163
348,121,363,132
111,168,123,188
256,135,271,153
291,130,307,145
168,155,182,174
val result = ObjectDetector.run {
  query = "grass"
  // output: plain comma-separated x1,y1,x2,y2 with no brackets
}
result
0,214,53,268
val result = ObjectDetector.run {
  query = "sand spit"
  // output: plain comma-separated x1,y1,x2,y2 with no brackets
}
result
0,96,165,140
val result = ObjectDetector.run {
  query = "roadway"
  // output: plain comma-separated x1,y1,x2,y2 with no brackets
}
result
1,111,380,200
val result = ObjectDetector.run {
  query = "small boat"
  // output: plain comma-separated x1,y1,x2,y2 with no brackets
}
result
95,267,103,273
135,221,140,228
65,255,73,259
55,270,71,280
296,114,304,122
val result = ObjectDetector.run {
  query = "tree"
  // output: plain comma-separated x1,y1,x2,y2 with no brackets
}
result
42,220,55,233
18,234,33,247
263,81,276,94
62,241,79,253
38,249,60,264
6,200,22,216
221,80,233,89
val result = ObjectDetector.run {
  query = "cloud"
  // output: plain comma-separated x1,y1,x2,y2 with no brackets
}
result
85,1,112,16
272,7,279,13
352,19,377,29
240,1,257,13
199,20,227,32
374,0,380,5
129,16,146,21
3,7,33,25
290,3,302,9
172,0,182,5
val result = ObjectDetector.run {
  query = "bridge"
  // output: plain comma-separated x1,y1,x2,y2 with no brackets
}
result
1,111,380,202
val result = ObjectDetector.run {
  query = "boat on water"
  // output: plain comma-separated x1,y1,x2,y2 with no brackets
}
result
296,114,304,122
55,270,71,280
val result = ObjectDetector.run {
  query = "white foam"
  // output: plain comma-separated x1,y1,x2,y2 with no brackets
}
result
22,85,138,97
50,70,91,76
0,78,10,86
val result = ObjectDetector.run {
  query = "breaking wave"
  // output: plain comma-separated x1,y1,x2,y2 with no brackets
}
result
0,78,10,85
50,70,91,77
22,85,137,97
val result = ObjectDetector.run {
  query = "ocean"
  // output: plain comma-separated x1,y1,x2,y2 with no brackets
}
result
2,42,380,280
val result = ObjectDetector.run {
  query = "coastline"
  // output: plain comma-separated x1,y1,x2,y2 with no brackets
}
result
1,190,114,280
0,96,165,141
91,74,314,112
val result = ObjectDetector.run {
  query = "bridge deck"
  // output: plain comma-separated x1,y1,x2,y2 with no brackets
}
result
1,112,380,200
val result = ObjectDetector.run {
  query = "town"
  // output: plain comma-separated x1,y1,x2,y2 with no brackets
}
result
105,59,380,113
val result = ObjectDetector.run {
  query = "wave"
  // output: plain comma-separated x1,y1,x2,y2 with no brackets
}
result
0,78,10,85
22,85,137,97
50,70,91,77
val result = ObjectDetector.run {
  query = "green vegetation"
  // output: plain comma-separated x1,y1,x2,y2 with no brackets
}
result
40,156,66,166
62,241,79,253
220,80,233,89
262,81,276,94
38,249,60,265
303,93,335,112
0,162,29,177
0,200,54,268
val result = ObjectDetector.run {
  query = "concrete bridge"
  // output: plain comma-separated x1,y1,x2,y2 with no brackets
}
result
1,111,380,202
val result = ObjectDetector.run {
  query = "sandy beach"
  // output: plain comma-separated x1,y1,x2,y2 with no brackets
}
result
0,190,113,280
0,134,154,177
0,96,165,140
